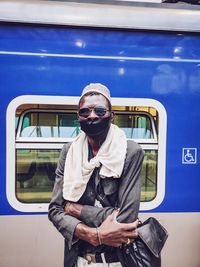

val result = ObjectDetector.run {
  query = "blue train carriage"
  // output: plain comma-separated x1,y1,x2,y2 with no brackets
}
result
0,1,200,267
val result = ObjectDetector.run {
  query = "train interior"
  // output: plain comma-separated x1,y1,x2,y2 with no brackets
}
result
15,104,159,204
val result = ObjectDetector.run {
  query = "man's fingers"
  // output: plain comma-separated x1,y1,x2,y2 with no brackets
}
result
109,209,119,221
125,229,138,238
122,219,139,230
131,219,139,228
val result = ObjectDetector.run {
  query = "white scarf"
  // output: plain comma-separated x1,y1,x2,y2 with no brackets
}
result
63,124,127,201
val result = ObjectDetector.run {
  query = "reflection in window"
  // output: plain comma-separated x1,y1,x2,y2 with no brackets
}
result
20,111,154,139
140,150,157,201
20,112,81,138
16,148,157,203
114,113,153,139
16,149,60,203
15,115,19,129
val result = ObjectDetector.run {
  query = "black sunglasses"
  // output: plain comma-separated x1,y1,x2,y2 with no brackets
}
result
78,107,110,118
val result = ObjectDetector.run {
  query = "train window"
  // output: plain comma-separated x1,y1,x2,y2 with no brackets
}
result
16,149,60,203
19,111,81,138
114,113,154,140
15,112,156,204
140,150,157,201
18,111,155,141
7,96,166,212
15,148,157,204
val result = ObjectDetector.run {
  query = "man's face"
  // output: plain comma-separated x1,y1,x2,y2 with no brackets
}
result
78,94,112,137
78,94,110,121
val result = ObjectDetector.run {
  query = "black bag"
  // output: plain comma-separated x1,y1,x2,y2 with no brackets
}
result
118,217,168,267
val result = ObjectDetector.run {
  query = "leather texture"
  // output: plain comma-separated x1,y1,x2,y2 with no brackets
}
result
118,217,168,267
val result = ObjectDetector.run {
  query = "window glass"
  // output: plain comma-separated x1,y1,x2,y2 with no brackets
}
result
20,111,154,139
16,149,60,203
20,112,81,138
140,149,157,201
15,115,19,129
16,148,156,203
22,115,30,130
114,113,153,139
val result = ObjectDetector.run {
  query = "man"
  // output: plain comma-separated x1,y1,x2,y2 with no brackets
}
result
48,83,144,267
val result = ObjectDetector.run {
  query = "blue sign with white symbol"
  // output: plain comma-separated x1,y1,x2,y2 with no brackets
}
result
182,148,197,164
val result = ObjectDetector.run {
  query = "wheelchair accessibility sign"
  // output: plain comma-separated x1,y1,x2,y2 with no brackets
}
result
182,148,197,164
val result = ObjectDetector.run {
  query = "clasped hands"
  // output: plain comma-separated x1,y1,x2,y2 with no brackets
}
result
64,202,138,247
95,210,138,247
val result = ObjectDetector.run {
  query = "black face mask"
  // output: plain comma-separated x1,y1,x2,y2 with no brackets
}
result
79,116,111,137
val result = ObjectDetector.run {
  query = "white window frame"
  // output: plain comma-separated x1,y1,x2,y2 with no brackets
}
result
7,95,167,212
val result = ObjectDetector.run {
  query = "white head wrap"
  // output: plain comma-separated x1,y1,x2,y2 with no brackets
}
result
81,83,111,104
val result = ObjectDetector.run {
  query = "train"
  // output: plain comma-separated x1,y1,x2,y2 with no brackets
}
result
0,1,200,267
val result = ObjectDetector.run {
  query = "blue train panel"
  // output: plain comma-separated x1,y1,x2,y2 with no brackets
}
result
0,24,200,215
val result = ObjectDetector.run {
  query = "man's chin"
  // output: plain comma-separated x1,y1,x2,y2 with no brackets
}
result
87,127,110,140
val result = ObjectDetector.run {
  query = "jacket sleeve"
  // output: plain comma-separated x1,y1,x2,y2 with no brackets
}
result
116,141,144,223
79,140,144,226
48,143,81,249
